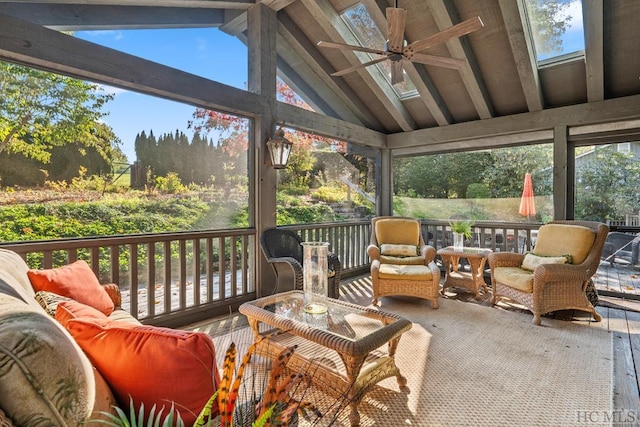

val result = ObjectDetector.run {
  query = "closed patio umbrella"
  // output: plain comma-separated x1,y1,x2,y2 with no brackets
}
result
519,172,536,220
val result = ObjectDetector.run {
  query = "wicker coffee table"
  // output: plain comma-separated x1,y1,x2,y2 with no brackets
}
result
438,247,492,299
239,291,412,426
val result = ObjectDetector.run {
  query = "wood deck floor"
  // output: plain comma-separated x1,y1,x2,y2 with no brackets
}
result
591,262,640,424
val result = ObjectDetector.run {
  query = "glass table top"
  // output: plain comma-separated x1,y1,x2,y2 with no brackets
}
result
255,293,384,342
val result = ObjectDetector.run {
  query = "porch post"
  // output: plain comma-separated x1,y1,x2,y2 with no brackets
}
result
379,148,393,216
248,4,278,297
553,125,571,220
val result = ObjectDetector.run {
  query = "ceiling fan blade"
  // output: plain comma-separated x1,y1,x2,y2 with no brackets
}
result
390,60,404,85
317,40,386,56
331,56,389,77
386,7,407,53
409,53,467,69
403,16,484,58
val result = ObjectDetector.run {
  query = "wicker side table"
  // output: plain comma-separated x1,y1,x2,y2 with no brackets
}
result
438,247,492,299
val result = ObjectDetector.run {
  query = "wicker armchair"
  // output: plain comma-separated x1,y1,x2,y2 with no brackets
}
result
367,216,440,308
259,228,342,298
488,220,609,326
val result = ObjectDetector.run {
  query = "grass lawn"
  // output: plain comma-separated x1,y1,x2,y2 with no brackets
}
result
399,195,553,222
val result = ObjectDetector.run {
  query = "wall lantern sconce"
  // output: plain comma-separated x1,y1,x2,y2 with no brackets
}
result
266,125,293,169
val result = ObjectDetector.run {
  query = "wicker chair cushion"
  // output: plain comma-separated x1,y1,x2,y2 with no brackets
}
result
521,253,568,271
379,264,433,280
533,224,595,264
380,244,418,257
374,218,421,246
493,267,534,292
380,255,425,265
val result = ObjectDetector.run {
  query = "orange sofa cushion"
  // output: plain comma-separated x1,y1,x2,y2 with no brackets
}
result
27,260,114,315
63,316,220,425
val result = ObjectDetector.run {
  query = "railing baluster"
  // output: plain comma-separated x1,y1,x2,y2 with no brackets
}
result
111,245,120,285
218,236,226,301
130,244,139,314
147,242,156,318
193,238,201,306
179,239,187,310
230,236,238,298
206,237,214,302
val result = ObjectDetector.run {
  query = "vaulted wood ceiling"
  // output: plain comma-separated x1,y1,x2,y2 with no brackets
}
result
1,0,640,152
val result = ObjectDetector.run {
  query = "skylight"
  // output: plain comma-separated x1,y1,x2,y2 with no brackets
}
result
342,4,417,98
525,0,585,64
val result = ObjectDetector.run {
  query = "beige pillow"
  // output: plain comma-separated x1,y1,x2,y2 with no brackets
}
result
380,244,418,257
521,253,568,271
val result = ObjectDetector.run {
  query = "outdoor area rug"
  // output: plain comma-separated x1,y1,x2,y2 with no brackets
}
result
190,281,613,427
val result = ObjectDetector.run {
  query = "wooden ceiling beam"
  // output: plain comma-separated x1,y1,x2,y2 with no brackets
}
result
499,0,543,111
276,103,386,148
0,4,226,29
388,94,640,149
219,0,296,35
583,0,604,102
0,0,255,8
429,0,494,119
0,12,268,116
393,130,553,157
303,0,417,131
360,0,452,126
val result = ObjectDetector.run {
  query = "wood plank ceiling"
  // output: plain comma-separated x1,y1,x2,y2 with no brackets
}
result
1,0,640,146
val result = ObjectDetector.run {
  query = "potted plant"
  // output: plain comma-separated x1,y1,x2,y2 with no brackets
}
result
449,220,474,251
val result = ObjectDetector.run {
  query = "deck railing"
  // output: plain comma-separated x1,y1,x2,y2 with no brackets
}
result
0,229,256,327
1,220,541,327
282,219,540,275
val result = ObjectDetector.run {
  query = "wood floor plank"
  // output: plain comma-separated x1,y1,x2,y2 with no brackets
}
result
608,308,640,416
626,310,640,400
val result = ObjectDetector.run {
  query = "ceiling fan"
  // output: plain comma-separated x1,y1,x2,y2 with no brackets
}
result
317,1,484,84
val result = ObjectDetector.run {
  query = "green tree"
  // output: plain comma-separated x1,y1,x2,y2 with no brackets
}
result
482,145,553,198
393,151,491,199
575,147,640,221
0,61,115,164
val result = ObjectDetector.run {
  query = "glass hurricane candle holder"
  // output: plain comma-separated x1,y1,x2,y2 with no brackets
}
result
301,241,329,314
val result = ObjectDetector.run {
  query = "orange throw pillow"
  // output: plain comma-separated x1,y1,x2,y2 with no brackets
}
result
27,260,114,316
64,317,220,425
55,300,107,327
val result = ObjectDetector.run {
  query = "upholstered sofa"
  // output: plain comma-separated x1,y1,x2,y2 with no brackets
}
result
0,248,220,426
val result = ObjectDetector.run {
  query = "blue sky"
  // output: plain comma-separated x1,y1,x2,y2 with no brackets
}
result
76,28,248,162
